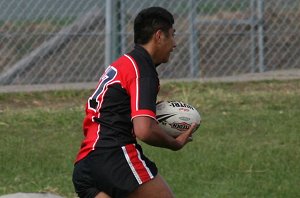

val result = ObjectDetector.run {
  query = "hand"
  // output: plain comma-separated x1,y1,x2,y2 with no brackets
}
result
172,123,197,151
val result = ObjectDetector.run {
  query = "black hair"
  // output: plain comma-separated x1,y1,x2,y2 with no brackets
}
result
134,7,174,44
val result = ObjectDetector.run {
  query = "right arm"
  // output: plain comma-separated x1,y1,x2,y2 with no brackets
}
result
133,116,195,151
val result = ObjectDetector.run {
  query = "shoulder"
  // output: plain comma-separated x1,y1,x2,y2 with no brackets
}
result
126,51,157,78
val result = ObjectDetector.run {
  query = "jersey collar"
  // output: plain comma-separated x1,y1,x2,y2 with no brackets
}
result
134,45,161,68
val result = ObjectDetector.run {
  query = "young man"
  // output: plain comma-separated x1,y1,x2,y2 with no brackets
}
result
72,7,196,198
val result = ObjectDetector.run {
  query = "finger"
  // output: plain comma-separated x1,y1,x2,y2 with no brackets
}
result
186,123,196,135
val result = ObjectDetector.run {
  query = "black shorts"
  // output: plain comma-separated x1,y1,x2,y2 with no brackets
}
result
72,143,158,198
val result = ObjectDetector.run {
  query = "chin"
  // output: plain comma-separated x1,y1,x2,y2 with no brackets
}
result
162,57,170,63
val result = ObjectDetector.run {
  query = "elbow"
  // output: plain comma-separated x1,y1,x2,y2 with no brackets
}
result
132,116,158,143
134,127,153,142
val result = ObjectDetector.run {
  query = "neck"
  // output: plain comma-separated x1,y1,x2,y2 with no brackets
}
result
140,43,160,65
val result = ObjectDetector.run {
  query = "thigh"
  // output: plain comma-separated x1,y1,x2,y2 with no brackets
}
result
127,174,175,198
72,158,101,198
90,144,158,197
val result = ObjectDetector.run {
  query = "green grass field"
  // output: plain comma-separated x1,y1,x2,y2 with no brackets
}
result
1,80,300,198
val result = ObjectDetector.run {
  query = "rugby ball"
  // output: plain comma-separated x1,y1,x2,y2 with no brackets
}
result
156,101,201,137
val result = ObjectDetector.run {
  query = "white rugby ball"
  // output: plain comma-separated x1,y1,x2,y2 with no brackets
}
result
156,101,201,137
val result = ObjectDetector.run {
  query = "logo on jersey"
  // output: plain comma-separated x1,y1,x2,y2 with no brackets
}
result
88,66,117,111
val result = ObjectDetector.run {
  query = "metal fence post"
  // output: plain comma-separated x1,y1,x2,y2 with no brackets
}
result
250,0,256,73
257,0,265,72
105,0,122,66
113,0,122,60
120,0,127,54
105,0,113,67
188,0,200,78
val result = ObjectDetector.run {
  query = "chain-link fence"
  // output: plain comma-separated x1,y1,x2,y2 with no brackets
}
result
0,0,299,86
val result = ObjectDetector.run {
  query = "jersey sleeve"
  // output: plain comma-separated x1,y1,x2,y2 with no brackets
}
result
128,76,158,120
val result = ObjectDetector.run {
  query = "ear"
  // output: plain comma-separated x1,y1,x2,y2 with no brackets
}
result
154,29,163,43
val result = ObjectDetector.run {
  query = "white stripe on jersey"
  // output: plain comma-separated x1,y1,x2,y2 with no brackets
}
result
124,54,139,111
91,81,120,151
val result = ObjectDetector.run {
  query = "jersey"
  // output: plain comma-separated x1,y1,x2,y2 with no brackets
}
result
75,45,160,163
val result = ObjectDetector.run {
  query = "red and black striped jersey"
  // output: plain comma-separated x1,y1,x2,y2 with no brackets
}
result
75,45,160,162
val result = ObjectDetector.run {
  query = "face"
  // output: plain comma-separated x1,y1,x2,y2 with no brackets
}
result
156,28,176,64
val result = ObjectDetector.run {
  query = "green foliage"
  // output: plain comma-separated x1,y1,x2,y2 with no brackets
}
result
1,80,300,197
